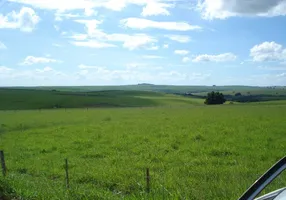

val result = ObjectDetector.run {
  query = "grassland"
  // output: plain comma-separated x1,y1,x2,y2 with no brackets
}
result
1,105,286,199
0,88,205,110
2,85,268,93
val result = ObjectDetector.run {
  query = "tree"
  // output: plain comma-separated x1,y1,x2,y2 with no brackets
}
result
235,92,242,96
204,91,226,105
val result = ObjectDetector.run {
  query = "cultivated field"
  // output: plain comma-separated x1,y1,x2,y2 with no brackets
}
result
1,104,286,199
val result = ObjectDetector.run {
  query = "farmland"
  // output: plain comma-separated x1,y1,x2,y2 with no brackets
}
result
0,87,286,199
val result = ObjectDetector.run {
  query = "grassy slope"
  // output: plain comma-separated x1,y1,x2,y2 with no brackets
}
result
0,89,203,110
4,85,265,93
0,105,286,199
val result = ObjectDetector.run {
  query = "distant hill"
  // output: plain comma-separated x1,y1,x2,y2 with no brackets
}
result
0,88,204,110
3,84,269,93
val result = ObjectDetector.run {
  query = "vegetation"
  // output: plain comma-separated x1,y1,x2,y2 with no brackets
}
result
2,85,267,94
0,105,286,199
0,87,286,199
0,88,207,110
204,91,226,105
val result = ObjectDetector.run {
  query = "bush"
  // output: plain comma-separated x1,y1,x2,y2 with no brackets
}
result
204,91,226,105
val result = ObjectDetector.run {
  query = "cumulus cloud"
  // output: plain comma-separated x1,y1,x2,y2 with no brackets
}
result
0,7,40,32
163,44,169,49
71,40,116,48
174,50,189,55
182,57,190,63
20,56,61,65
0,66,13,72
142,55,164,59
197,0,286,20
141,1,173,16
165,35,191,43
75,19,103,35
55,11,81,21
192,53,237,62
120,18,202,31
8,0,174,17
277,73,286,77
72,19,158,50
52,43,63,47
0,41,7,49
76,64,210,84
250,41,286,62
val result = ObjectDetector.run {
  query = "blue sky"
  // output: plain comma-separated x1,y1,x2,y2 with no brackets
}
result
0,0,286,86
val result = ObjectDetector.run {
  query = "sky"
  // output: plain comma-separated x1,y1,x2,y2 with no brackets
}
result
0,0,286,86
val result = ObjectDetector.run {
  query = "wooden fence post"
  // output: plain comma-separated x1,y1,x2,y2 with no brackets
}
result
65,158,70,189
0,150,7,177
146,168,150,193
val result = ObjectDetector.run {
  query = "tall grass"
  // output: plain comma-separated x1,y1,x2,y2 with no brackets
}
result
0,105,286,199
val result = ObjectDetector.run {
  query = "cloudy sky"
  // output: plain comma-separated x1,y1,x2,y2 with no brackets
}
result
0,0,286,86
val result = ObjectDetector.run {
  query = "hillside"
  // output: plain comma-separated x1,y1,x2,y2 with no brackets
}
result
6,85,265,93
0,88,203,110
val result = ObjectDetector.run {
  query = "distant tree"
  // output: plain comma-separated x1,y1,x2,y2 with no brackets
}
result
235,92,242,97
204,91,226,105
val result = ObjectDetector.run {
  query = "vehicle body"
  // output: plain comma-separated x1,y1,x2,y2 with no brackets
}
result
239,156,286,200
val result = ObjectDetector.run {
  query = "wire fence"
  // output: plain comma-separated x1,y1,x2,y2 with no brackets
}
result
0,150,178,199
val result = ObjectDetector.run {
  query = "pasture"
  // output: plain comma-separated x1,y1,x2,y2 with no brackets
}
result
1,104,286,199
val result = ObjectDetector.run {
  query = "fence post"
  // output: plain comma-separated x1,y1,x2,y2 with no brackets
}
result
65,158,70,189
146,168,150,193
0,150,7,177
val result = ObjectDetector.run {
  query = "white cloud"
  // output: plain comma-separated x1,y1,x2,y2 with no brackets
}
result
0,7,40,32
55,11,81,21
142,55,164,59
0,66,13,72
165,35,191,43
71,40,117,48
75,19,103,35
76,64,209,84
141,1,173,16
182,57,190,63
107,33,157,50
52,43,63,47
258,65,286,71
69,33,88,41
84,7,97,16
71,20,158,50
20,56,61,65
54,25,60,31
250,41,286,62
8,0,174,16
8,0,95,10
277,73,286,77
0,41,7,49
146,45,159,50
78,64,103,69
192,53,237,62
163,44,169,49
197,0,286,20
174,50,189,55
120,18,202,31
35,66,54,73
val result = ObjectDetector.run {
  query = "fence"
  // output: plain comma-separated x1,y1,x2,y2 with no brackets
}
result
0,150,174,199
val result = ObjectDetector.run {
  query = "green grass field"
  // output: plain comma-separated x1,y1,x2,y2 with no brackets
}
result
0,88,205,110
1,105,286,199
1,85,271,93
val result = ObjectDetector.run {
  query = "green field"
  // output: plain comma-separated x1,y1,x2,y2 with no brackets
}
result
0,88,206,110
0,87,286,199
1,85,273,93
1,104,286,199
